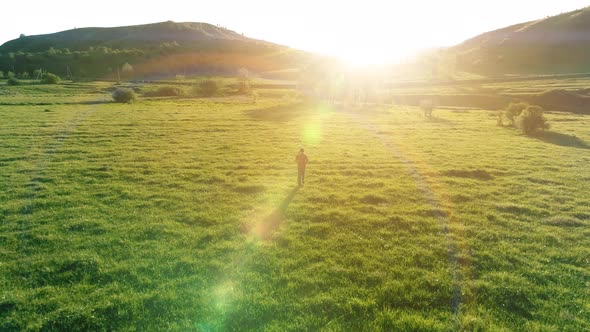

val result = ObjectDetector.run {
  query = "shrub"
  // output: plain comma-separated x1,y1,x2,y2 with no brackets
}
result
419,99,434,117
0,71,3,79
503,102,528,126
251,90,259,104
237,68,251,93
7,71,15,78
238,80,251,93
516,105,549,135
496,112,504,126
198,80,219,97
145,86,183,97
6,77,20,86
41,73,61,84
112,88,136,103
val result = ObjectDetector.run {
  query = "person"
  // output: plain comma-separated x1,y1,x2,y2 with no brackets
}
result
295,148,308,186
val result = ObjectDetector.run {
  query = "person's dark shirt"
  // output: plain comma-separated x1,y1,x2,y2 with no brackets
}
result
296,153,308,169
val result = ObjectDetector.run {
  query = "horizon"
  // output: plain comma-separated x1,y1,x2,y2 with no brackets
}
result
2,1,589,65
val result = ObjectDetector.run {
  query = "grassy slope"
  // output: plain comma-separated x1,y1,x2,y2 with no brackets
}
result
0,22,249,52
451,7,590,75
0,83,589,331
0,21,306,80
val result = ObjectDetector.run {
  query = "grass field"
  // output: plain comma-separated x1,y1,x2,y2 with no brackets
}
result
0,82,589,331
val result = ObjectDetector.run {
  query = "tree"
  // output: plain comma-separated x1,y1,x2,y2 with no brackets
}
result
120,62,134,81
33,69,43,79
121,62,133,73
19,33,25,38
20,72,29,79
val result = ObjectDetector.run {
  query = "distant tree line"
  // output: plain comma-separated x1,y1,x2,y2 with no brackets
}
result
0,41,302,81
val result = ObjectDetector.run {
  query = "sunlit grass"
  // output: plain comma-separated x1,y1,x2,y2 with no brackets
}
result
0,83,588,330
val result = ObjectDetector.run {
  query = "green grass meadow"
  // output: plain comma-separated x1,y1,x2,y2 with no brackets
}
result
0,83,589,331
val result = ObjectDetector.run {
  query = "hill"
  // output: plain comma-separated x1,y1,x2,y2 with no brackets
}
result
0,21,251,52
0,21,308,80
451,7,590,75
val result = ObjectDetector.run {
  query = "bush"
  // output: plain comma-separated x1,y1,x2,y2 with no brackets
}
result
41,73,61,84
251,90,259,104
238,80,251,93
237,68,251,93
144,86,183,97
6,77,20,86
496,112,504,126
112,88,136,103
198,80,219,97
419,99,434,117
516,105,550,135
0,71,3,79
502,102,528,126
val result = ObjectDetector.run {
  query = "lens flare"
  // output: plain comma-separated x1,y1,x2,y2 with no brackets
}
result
303,122,322,145
302,103,335,145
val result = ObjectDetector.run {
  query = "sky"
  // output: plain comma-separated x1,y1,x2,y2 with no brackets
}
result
2,1,589,64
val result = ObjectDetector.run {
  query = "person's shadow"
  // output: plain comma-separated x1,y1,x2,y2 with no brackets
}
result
253,186,300,240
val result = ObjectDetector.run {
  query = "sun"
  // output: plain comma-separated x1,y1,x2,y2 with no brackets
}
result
313,32,425,67
334,45,415,68
337,49,397,67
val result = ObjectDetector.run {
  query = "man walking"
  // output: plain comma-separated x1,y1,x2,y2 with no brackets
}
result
295,148,308,186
